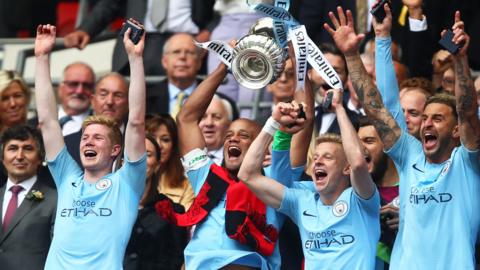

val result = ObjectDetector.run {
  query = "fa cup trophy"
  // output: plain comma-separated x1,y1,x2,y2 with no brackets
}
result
231,17,288,89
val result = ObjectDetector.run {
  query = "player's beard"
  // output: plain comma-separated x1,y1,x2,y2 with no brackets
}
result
371,153,388,185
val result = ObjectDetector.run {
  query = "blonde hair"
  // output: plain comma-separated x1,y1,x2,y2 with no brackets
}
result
0,70,30,101
316,133,342,146
82,115,122,147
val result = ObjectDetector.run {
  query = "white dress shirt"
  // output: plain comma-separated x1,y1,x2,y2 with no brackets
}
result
168,82,196,114
145,0,199,33
2,176,37,222
208,146,224,166
58,107,91,136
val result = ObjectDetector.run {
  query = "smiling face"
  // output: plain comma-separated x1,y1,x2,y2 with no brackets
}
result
59,63,95,116
80,124,121,172
400,89,427,139
267,59,295,103
91,74,128,123
420,103,458,163
223,119,259,173
311,141,350,198
0,81,29,129
2,137,42,183
154,124,173,166
146,138,160,179
199,98,231,151
358,125,388,182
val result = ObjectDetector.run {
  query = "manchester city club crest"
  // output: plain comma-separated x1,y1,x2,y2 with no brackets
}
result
441,160,452,176
333,200,348,217
96,179,112,191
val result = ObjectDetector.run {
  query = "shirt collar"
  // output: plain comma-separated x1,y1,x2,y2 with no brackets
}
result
6,175,38,193
168,82,197,100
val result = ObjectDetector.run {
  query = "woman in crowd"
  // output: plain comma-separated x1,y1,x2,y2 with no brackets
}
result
146,114,194,210
124,134,188,270
0,70,31,134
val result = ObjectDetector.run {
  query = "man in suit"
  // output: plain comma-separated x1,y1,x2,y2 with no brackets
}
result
308,43,361,135
0,125,57,270
63,0,215,75
29,62,95,137
146,32,238,119
64,72,129,167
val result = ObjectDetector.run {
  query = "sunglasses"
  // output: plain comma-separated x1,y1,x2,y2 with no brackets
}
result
62,80,94,90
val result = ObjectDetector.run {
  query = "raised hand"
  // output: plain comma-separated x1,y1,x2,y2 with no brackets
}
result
123,19,146,58
35,24,56,57
372,2,393,38
450,11,469,57
325,89,344,112
272,101,306,134
324,7,365,56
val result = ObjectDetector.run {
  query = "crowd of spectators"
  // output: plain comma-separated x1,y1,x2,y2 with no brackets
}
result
0,0,480,269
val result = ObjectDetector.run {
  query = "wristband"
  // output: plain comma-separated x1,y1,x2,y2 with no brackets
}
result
262,117,280,136
272,130,292,151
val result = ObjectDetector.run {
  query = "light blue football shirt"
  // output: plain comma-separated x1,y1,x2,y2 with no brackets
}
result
387,132,480,270
182,147,294,270
45,147,146,270
278,186,380,270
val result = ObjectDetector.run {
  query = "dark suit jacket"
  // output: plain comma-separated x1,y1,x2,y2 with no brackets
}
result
78,0,215,74
0,177,57,270
146,79,239,120
314,104,361,135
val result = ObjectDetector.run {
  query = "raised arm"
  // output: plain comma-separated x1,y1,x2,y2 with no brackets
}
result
324,7,402,150
238,103,304,209
329,89,375,199
450,12,480,150
372,4,407,131
123,25,147,161
176,63,228,155
34,25,64,160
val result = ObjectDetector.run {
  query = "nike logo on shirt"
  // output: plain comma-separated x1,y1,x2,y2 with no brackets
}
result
412,163,424,173
303,210,317,217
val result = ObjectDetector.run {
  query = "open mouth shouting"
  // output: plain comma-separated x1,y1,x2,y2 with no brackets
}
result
314,167,328,182
422,132,438,150
83,149,98,159
227,146,242,158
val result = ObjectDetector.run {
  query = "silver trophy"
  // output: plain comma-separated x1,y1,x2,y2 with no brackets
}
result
231,17,288,90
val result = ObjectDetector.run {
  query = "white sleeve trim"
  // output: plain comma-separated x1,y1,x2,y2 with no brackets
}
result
181,148,210,172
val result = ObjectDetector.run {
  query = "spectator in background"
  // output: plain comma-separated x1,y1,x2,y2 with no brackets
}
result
64,72,129,167
145,114,194,210
63,0,215,76
124,135,188,270
0,125,57,270
30,62,96,136
0,70,30,134
199,95,234,165
399,78,433,139
146,33,202,118
56,62,95,136
307,44,361,135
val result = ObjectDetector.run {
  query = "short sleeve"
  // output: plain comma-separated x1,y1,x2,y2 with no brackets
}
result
278,188,306,221
385,131,422,168
352,187,380,216
117,152,147,197
458,144,480,173
47,146,83,188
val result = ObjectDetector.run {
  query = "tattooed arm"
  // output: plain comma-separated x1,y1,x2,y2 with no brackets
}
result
324,6,402,150
451,12,480,150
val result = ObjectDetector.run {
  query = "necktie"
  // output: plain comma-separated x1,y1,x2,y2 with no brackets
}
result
356,0,368,34
171,92,187,119
3,185,24,231
59,115,72,129
150,0,169,28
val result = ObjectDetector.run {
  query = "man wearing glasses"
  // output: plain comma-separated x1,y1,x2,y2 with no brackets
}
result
57,62,96,136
